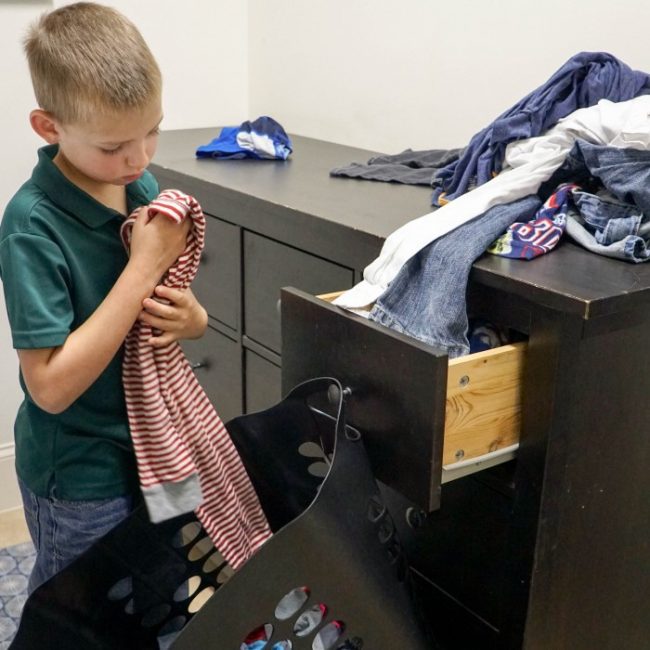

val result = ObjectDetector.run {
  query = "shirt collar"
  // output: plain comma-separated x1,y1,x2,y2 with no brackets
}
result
31,145,151,228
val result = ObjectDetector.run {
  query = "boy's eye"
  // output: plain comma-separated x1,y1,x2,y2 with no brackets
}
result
101,146,122,155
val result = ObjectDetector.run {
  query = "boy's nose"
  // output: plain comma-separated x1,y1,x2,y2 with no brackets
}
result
127,143,149,170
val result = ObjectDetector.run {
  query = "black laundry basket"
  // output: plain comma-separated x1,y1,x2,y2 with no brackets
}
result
11,378,433,650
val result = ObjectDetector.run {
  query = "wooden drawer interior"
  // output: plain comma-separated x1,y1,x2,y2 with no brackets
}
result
444,342,524,466
281,287,526,511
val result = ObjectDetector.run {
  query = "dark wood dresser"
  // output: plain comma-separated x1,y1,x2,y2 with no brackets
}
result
150,129,650,650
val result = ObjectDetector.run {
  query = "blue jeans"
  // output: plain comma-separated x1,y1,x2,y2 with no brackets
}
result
369,196,541,357
18,478,134,594
542,141,650,262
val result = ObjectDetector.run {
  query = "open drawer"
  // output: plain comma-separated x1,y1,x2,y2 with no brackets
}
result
280,287,526,512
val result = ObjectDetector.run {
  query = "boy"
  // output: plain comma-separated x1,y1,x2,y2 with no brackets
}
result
0,2,208,593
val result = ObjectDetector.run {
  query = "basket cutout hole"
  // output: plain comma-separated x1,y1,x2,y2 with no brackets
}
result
293,604,327,637
274,586,310,620
377,515,395,545
156,615,187,649
217,563,235,585
187,535,215,561
171,522,203,548
107,576,132,601
202,550,226,573
173,575,202,602
367,496,386,523
308,461,329,478
242,623,274,647
187,586,215,614
299,441,332,477
312,620,345,650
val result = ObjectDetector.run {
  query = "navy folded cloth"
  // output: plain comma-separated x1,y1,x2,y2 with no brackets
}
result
196,116,292,160
330,148,462,186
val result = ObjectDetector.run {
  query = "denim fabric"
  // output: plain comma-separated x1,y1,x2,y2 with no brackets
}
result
566,191,650,261
565,211,650,261
330,148,462,186
432,52,650,205
369,196,541,357
574,191,642,242
541,141,650,262
563,141,650,214
334,96,650,311
18,478,134,594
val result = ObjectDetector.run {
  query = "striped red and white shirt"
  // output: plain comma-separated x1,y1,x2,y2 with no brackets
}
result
121,189,271,569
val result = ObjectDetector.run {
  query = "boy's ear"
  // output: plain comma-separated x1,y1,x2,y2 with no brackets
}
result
29,109,61,144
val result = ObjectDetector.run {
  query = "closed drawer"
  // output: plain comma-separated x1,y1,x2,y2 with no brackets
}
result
244,350,282,414
244,232,354,353
193,216,240,331
181,325,242,423
280,287,525,512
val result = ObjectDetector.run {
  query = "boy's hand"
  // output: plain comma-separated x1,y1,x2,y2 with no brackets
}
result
128,209,192,280
139,286,208,347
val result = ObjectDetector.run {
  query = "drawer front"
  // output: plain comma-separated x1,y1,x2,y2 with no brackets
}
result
244,233,354,353
194,216,240,331
281,288,525,512
281,287,448,511
181,325,242,423
244,350,282,414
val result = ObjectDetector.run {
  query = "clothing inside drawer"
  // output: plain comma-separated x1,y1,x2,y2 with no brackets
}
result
281,287,527,512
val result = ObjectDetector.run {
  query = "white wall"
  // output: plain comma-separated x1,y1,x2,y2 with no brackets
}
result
2,0,650,507
0,1,49,505
248,0,650,153
0,0,248,504
59,0,250,130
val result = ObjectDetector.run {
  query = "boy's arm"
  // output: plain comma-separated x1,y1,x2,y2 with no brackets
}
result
18,212,190,415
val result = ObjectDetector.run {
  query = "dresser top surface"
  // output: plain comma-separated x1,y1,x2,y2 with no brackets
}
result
151,128,650,320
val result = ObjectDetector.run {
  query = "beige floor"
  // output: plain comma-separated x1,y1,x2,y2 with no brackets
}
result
0,507,30,548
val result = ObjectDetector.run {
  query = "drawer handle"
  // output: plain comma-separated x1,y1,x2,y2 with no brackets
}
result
327,384,352,405
189,360,209,370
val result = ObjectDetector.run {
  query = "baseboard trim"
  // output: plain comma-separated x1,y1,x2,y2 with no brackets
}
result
0,443,21,512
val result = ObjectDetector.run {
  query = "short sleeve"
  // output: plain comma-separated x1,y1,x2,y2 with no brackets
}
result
0,233,73,349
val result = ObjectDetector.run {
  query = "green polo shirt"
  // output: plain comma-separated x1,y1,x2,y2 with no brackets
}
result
0,144,159,499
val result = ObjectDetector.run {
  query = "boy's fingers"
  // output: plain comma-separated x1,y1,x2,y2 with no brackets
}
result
149,332,176,348
139,310,180,329
142,297,177,319
154,285,185,303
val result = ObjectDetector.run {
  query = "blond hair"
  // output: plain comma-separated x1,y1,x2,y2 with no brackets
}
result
24,2,161,124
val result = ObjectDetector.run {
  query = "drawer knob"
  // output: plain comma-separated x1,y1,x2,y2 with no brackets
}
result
405,507,427,530
327,384,352,405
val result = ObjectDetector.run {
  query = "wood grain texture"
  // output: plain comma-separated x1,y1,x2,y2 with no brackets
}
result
444,342,526,465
